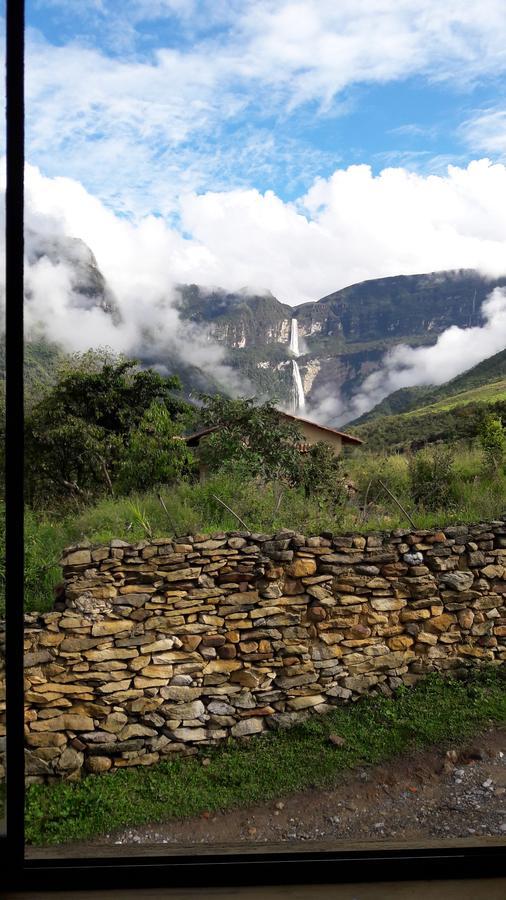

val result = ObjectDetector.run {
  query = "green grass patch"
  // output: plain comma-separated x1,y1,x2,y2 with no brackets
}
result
24,667,506,846
402,380,506,419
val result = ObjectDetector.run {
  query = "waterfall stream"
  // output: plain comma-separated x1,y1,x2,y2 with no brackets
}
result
292,359,305,411
289,318,305,411
289,316,300,356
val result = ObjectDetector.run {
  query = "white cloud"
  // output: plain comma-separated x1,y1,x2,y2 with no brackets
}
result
22,157,506,307
26,1,506,213
16,157,506,415
461,108,506,158
178,158,506,302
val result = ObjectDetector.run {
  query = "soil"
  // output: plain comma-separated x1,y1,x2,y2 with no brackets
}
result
28,725,506,856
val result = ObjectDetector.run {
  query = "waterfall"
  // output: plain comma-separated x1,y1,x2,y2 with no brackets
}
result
289,317,300,357
289,318,305,411
292,359,305,411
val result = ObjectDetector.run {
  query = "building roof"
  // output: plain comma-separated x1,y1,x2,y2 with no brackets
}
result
184,410,364,447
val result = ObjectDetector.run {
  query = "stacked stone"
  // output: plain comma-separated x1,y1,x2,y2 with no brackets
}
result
1,521,505,784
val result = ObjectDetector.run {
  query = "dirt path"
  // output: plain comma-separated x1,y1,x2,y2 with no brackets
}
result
28,726,506,856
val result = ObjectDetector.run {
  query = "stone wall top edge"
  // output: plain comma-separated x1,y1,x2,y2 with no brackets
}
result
60,517,506,558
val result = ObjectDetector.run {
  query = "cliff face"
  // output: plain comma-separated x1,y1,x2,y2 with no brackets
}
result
177,270,506,408
22,227,506,414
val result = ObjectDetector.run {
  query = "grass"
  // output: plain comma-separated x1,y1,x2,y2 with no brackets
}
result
24,666,506,846
17,442,506,615
402,380,506,419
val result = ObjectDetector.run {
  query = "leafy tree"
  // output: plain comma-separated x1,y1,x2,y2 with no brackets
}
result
25,352,188,508
478,414,505,475
117,401,197,493
198,395,303,486
408,444,456,511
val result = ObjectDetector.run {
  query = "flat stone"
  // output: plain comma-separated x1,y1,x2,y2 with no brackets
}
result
231,718,264,737
61,550,92,567
286,559,317,577
91,620,134,636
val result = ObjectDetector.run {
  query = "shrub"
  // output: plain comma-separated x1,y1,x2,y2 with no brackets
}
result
408,445,456,511
478,415,505,475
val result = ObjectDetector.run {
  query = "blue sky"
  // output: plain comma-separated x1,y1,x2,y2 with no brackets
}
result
21,1,506,307
25,1,506,213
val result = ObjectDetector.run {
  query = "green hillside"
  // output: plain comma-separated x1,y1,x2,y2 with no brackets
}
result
353,347,506,424
352,348,506,450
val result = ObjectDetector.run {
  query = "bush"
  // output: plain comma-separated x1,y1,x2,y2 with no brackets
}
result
408,445,456,511
478,415,505,475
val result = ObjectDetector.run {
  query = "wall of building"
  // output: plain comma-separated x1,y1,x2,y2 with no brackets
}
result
1,520,506,784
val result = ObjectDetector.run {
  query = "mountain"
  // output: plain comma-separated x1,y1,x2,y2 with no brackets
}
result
351,348,506,451
21,227,506,415
176,270,506,408
352,348,506,425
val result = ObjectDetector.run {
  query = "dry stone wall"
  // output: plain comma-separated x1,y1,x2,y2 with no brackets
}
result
2,521,506,784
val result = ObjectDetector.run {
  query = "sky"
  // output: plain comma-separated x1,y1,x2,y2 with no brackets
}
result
13,1,506,418
22,0,506,304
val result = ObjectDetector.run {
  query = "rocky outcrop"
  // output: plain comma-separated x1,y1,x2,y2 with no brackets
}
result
2,521,506,784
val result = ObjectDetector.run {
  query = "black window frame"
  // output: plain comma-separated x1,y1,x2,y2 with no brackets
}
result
2,0,506,890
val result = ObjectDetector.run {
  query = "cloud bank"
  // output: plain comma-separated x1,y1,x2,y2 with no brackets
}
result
11,157,506,415
314,287,506,426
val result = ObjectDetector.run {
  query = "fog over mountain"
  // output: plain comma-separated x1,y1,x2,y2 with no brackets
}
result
4,161,506,421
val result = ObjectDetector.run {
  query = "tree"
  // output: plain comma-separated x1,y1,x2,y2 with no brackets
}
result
197,395,304,487
25,352,188,507
478,414,505,475
117,401,197,493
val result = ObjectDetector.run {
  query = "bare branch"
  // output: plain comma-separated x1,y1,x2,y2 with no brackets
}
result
377,479,416,529
211,494,250,531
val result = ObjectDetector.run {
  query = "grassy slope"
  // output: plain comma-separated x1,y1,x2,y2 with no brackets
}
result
354,348,506,425
402,379,506,417
24,667,506,845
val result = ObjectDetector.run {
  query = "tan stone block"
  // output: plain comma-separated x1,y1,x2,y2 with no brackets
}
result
31,682,88,694
118,724,157,740
286,559,317,577
140,639,179,654
61,549,92,566
482,564,506,579
165,568,201,581
371,598,406,611
84,648,138,661
203,659,242,674
338,595,368,606
458,609,474,629
98,679,132,693
417,631,438,645
399,608,431,622
128,655,152,671
119,584,156,594
387,635,414,650
103,712,128,733
25,732,67,747
91,620,134,637
140,665,173,679
288,694,325,710
171,727,207,741
230,669,260,688
429,613,456,632
86,756,112,773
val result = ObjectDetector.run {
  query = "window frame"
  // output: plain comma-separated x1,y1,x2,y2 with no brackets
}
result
2,0,506,890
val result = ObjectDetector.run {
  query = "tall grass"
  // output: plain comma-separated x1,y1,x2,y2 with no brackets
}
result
8,441,506,615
